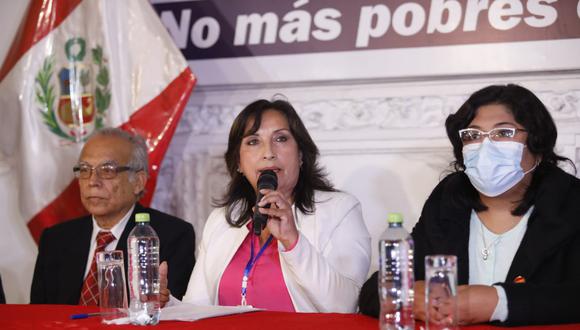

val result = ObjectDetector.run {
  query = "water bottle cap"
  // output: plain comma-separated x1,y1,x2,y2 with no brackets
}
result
387,213,403,224
135,213,150,223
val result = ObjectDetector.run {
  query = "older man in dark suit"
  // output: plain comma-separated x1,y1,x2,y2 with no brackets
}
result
31,128,195,305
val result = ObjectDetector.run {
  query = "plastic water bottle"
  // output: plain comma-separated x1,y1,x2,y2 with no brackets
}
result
378,213,415,330
128,213,160,325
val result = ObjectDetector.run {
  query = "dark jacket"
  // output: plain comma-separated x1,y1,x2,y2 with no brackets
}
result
0,274,5,304
30,204,195,304
359,164,580,326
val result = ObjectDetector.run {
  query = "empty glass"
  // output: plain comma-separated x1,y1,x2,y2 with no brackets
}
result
96,250,128,323
425,255,457,330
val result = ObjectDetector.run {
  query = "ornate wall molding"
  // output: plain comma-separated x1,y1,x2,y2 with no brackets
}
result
178,90,580,136
153,78,580,254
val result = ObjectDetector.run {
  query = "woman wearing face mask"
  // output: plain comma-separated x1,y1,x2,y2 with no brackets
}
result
359,84,580,326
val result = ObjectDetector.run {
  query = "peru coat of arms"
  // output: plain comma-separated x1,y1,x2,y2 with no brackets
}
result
35,37,111,142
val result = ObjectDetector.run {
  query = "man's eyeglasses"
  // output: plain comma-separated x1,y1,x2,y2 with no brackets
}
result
458,127,526,144
73,163,137,179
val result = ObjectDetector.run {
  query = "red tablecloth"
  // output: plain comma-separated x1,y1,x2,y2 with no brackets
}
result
0,305,578,330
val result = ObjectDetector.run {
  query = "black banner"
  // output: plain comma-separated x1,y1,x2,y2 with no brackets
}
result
152,0,580,60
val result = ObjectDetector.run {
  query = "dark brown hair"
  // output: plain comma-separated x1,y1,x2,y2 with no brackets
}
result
216,99,335,227
445,84,573,215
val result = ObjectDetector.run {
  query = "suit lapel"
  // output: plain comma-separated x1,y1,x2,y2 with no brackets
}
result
115,208,137,255
439,211,470,285
506,166,576,283
116,203,145,252
115,204,139,289
506,203,576,283
59,217,92,303
437,175,472,285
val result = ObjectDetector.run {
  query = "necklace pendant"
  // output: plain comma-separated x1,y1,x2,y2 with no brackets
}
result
481,248,489,260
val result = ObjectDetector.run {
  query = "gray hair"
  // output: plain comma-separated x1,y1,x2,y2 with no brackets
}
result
91,127,149,179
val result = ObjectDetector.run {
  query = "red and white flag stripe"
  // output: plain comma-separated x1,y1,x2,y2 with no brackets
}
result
0,0,195,242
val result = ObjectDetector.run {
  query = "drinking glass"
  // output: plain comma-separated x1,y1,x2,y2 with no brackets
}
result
97,250,128,323
425,255,457,330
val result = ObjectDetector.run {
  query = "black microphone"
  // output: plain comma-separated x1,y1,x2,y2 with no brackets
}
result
253,170,278,236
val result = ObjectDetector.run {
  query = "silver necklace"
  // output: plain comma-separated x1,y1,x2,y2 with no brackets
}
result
480,222,501,261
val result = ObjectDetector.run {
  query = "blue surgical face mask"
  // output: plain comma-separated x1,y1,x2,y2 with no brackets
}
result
462,138,536,197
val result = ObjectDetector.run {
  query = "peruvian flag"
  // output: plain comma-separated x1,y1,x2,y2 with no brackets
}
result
0,0,196,244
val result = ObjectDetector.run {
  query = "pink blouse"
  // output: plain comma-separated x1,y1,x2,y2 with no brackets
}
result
218,226,295,312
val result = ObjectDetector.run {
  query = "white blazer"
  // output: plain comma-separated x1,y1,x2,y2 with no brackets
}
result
182,190,371,313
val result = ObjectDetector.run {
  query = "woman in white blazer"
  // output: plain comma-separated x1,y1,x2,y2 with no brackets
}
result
177,99,371,313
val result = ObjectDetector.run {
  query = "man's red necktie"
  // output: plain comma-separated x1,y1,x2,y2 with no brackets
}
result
79,231,116,306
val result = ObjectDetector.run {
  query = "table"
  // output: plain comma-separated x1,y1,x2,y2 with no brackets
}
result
0,304,578,329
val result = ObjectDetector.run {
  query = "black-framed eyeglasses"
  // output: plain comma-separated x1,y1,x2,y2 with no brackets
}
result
458,127,526,144
73,163,136,180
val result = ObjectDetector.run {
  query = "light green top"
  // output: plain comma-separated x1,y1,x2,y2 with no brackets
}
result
387,212,403,224
135,212,150,223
